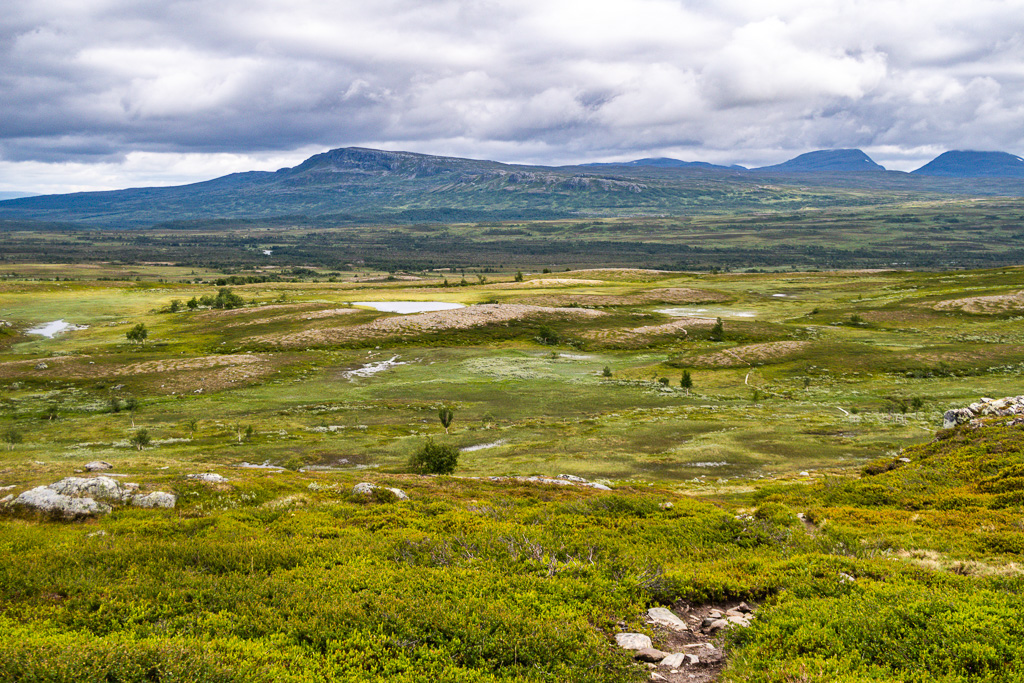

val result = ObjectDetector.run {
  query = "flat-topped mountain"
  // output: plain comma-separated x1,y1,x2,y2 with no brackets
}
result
2,146,1024,229
754,149,886,173
581,157,745,171
912,150,1024,178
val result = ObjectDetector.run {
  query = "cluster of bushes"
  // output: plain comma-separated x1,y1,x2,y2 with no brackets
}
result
184,287,245,310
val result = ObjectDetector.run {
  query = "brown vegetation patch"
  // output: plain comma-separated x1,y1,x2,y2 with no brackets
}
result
496,278,607,288
0,353,276,393
193,302,325,321
690,341,811,367
254,304,607,347
583,317,714,344
516,288,728,307
933,291,1024,314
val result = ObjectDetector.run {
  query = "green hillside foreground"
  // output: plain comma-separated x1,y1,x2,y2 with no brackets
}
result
3,264,1024,680
3,420,1024,682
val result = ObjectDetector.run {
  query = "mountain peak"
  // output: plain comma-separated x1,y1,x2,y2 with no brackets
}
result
911,150,1024,178
755,149,885,173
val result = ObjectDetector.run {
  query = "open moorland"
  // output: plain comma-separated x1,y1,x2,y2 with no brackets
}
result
3,261,1024,680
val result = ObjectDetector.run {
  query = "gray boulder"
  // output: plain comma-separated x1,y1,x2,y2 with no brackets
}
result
10,476,175,518
12,486,111,519
633,648,668,663
84,461,113,471
614,633,652,650
647,606,689,632
943,408,975,429
187,472,228,483
49,476,129,502
132,491,177,508
352,482,408,500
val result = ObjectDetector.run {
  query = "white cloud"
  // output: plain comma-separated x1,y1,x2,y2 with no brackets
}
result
2,0,1024,189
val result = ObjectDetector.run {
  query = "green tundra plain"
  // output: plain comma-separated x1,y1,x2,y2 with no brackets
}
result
3,217,1024,680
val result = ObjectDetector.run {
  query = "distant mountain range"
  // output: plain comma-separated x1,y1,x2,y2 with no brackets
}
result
0,146,1022,229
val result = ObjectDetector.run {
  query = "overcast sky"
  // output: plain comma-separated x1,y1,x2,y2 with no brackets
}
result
2,0,1024,194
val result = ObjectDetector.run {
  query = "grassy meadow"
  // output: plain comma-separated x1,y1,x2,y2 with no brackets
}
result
3,262,1024,681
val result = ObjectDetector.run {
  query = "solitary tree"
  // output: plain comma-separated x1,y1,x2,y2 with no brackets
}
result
680,370,693,395
514,270,524,282
2,426,23,450
126,323,148,346
130,429,151,451
438,404,454,434
602,365,613,378
410,438,459,475
123,396,140,427
709,317,724,342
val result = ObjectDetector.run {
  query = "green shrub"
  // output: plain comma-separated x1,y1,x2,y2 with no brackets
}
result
410,439,459,474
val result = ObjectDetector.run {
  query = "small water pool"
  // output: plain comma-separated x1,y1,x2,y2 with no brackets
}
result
26,320,88,338
352,301,465,314
656,307,757,319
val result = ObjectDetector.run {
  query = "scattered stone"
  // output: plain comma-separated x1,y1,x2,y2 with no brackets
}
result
727,615,751,627
84,461,113,471
615,633,652,650
659,653,686,669
556,474,588,483
634,648,668,663
736,602,753,613
0,494,14,505
35,362,48,370
658,501,673,509
87,530,108,537
647,606,689,632
839,572,856,583
706,619,729,634
133,491,177,509
351,482,409,500
699,648,725,665
187,472,229,483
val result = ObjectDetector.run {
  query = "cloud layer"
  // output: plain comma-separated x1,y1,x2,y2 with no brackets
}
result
3,0,1024,191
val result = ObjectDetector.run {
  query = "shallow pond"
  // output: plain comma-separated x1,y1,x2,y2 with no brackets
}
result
26,320,88,338
352,301,465,314
656,307,757,319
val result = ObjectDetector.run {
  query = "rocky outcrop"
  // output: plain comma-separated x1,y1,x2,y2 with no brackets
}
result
943,396,1024,428
6,476,176,519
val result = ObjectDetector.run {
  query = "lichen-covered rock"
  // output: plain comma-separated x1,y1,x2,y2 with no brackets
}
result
132,491,177,508
9,476,175,518
12,486,111,518
351,482,409,500
49,476,130,502
352,482,376,496
84,460,113,471
187,472,228,483
943,407,976,429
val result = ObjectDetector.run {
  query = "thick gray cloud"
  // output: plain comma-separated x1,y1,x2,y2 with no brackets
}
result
2,0,1024,191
